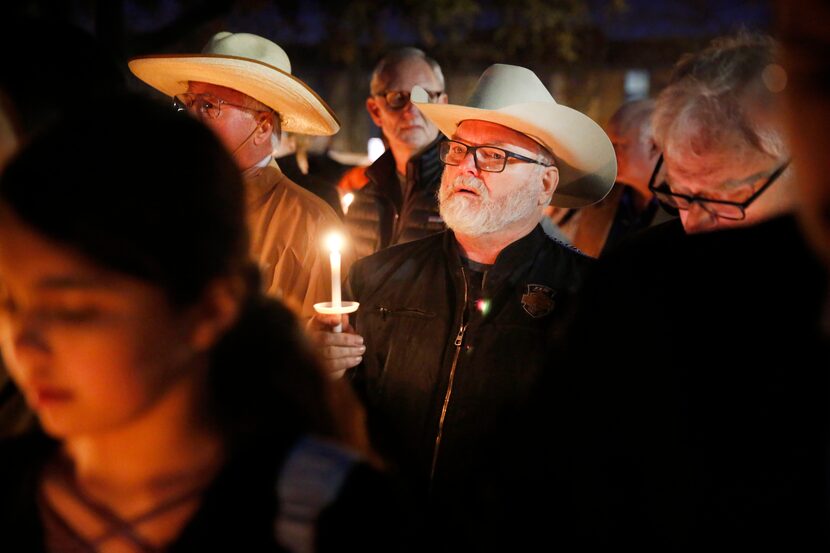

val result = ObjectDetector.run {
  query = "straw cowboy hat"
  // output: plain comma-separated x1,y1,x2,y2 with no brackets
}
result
412,64,616,207
129,32,339,136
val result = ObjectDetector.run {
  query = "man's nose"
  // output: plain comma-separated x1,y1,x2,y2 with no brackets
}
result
456,148,481,175
682,202,719,234
401,100,422,119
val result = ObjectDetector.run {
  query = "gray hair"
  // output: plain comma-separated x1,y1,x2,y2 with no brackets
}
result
652,32,787,164
370,47,445,94
534,143,556,168
269,116,281,155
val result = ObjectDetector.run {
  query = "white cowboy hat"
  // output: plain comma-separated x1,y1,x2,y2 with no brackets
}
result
412,64,616,207
128,32,339,136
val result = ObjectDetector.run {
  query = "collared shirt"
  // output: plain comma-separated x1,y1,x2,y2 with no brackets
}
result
245,159,355,318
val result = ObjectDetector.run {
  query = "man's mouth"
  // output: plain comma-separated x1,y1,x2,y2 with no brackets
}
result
453,186,480,196
444,175,487,200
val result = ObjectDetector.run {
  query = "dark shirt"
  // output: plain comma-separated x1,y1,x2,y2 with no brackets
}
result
602,186,659,254
460,257,493,326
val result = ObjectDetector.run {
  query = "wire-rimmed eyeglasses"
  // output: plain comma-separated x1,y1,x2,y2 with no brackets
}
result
173,92,272,120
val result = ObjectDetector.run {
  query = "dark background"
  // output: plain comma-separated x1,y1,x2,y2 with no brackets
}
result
6,0,773,155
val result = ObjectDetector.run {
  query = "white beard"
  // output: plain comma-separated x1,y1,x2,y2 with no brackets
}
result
438,173,543,237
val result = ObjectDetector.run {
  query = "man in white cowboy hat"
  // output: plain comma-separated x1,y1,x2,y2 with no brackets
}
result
311,63,616,550
129,32,353,318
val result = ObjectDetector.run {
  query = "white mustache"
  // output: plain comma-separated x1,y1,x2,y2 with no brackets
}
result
447,175,487,197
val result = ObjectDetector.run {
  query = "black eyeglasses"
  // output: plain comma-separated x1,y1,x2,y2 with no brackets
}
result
173,93,272,120
648,153,791,221
439,139,553,173
373,89,443,110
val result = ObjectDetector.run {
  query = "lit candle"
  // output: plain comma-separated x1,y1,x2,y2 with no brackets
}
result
341,192,355,215
326,233,343,331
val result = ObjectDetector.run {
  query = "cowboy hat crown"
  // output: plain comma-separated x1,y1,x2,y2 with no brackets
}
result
129,32,339,136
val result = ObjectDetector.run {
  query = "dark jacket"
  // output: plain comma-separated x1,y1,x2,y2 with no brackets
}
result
544,215,829,551
345,226,592,551
345,137,445,259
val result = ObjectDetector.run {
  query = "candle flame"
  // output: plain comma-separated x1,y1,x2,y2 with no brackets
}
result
325,232,343,253
341,192,355,215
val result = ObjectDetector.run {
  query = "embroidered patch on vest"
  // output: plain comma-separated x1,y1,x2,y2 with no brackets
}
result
521,284,557,318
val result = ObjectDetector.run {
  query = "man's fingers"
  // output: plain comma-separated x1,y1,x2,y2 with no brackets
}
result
316,330,364,348
328,356,363,378
308,313,342,331
308,313,357,334
306,313,364,377
322,342,366,359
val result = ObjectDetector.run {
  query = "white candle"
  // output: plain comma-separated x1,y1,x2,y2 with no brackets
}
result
330,249,341,310
325,233,344,332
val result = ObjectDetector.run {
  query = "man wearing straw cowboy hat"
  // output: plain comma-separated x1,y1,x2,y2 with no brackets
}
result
311,63,616,550
129,32,353,318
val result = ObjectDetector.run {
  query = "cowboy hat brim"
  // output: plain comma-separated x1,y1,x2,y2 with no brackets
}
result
414,94,616,208
128,54,340,136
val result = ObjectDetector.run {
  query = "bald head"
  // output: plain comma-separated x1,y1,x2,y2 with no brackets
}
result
606,99,657,193
370,47,445,95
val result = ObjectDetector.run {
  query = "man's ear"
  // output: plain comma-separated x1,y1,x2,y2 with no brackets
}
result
366,97,383,127
540,165,560,205
187,276,244,353
252,114,274,146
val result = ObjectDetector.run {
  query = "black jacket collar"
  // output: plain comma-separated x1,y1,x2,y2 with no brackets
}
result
364,135,444,200
444,225,552,291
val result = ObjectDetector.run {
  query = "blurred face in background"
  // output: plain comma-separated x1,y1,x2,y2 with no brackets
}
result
606,106,658,195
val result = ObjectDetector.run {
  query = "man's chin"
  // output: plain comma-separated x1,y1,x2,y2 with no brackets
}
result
397,128,431,147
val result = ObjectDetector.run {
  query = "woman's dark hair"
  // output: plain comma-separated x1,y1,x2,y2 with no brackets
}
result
0,94,341,448
0,18,126,143
1,94,246,306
